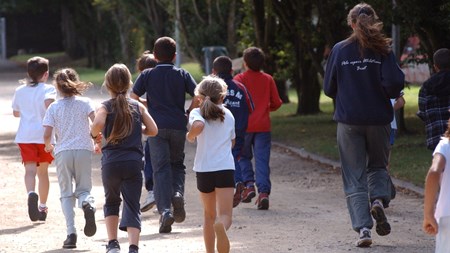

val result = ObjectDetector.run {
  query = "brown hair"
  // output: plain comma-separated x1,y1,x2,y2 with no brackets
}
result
347,3,391,56
433,48,450,70
444,118,450,138
194,76,227,122
136,50,157,72
243,47,265,71
213,56,232,74
26,56,49,86
153,37,176,62
53,68,92,96
103,63,134,144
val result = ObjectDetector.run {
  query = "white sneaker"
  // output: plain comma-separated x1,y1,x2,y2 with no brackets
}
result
141,191,156,212
356,227,372,247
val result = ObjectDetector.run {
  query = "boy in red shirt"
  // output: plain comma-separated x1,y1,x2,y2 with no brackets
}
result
234,47,282,210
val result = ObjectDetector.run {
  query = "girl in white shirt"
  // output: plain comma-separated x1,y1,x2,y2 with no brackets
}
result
186,76,235,253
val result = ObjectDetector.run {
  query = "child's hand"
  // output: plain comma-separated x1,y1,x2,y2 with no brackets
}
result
423,216,438,235
93,143,102,154
186,132,195,143
44,144,54,153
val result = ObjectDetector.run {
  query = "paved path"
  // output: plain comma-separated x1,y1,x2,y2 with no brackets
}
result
0,60,435,253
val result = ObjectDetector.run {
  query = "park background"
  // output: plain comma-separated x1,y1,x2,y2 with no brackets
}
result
2,0,449,188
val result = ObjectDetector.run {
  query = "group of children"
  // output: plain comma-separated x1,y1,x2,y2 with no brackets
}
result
11,36,282,253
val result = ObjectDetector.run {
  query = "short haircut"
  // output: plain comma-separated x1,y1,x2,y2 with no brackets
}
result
27,56,49,84
136,50,157,72
153,37,176,62
433,48,450,70
213,56,232,74
243,47,265,71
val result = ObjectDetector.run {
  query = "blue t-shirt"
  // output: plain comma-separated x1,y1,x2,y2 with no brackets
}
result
133,63,197,130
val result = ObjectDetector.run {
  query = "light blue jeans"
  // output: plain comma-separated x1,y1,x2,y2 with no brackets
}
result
337,123,391,232
149,129,187,214
55,150,94,235
239,132,272,194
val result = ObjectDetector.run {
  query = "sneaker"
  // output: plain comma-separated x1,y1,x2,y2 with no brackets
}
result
356,227,372,247
38,206,48,221
233,182,245,208
241,185,256,203
82,201,97,237
214,222,230,253
63,233,77,249
371,199,391,236
172,192,186,223
106,239,121,253
140,191,156,212
129,245,139,253
159,210,175,233
256,193,269,210
27,192,40,221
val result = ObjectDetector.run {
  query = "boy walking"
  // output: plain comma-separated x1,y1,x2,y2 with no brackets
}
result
417,48,450,150
234,47,282,210
212,56,254,208
131,36,198,233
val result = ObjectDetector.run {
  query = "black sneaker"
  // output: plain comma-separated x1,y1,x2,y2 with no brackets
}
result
82,202,97,237
159,210,175,233
106,239,120,253
172,192,186,223
371,199,391,236
356,228,372,247
38,206,48,221
27,192,40,221
63,233,77,249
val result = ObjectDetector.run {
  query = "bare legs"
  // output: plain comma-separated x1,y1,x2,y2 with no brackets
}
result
24,162,50,204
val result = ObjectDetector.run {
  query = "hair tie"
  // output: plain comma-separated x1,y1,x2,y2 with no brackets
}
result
205,96,211,101
118,90,127,95
358,8,370,16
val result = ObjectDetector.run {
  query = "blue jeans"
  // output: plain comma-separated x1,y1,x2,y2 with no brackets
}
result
232,129,246,184
238,132,272,194
143,137,153,191
337,123,391,232
149,129,186,214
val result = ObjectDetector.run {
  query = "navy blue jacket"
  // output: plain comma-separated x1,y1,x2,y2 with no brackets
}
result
324,39,405,125
133,62,196,130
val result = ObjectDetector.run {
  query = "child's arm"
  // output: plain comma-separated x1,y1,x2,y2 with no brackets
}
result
393,96,405,111
186,120,204,143
13,110,20,117
423,153,445,235
44,98,55,109
91,105,107,153
139,103,158,136
43,125,54,153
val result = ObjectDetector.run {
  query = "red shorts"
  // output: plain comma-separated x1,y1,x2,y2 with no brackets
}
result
18,143,54,165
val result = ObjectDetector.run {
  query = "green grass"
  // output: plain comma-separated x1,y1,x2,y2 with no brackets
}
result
271,86,430,187
181,62,205,83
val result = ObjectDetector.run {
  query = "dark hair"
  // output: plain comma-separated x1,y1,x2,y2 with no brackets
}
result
243,47,265,71
27,56,49,86
136,50,157,72
153,37,176,62
433,48,450,70
104,63,134,144
213,56,232,74
53,68,92,96
347,3,391,56
194,76,228,122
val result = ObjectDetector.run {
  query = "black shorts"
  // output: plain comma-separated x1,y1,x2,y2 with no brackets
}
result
196,170,235,193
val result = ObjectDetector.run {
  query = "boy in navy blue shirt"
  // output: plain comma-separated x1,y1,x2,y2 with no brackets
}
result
131,37,198,234
212,56,254,208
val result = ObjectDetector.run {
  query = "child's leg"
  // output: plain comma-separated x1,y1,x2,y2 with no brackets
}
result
215,187,234,229
24,162,37,192
105,215,119,241
199,191,217,253
127,227,140,249
36,162,50,204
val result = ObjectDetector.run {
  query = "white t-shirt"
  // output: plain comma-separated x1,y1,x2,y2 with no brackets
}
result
189,105,235,173
433,138,450,222
43,96,95,154
12,83,56,143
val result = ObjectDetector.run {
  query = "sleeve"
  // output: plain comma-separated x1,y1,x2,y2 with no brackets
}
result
381,51,405,98
11,91,19,111
42,105,55,127
269,77,283,111
323,45,338,98
433,139,449,157
45,86,57,100
132,72,146,97
86,98,95,115
184,71,197,97
189,109,205,126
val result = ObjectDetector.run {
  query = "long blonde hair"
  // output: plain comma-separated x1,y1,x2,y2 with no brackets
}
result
195,76,228,122
347,3,391,56
53,68,92,96
103,63,134,144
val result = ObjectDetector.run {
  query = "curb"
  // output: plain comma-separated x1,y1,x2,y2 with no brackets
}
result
272,142,424,197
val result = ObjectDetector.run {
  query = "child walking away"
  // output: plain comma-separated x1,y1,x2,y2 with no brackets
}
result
212,56,254,208
91,64,158,253
11,56,56,222
186,76,235,253
423,118,450,252
234,47,283,210
42,68,97,249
